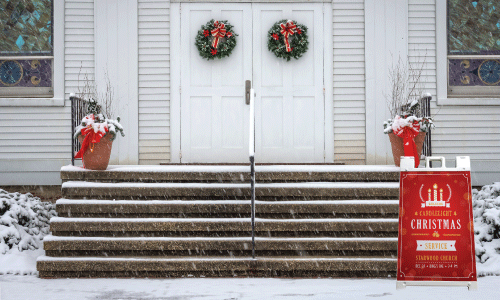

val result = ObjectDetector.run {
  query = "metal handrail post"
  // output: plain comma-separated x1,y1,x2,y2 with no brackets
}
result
250,155,255,259
70,95,76,166
419,93,432,165
249,88,256,259
70,94,88,166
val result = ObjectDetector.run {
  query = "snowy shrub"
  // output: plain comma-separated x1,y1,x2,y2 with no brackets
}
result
0,189,57,254
473,183,500,266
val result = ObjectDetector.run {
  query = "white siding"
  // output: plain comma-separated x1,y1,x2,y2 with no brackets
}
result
409,0,500,186
333,0,366,164
65,0,95,96
0,0,93,185
138,0,171,164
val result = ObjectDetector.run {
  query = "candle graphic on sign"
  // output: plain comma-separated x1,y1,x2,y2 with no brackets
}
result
434,184,438,201
425,184,446,207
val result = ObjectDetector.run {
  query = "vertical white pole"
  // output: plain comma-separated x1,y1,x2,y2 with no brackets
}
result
249,88,255,259
249,89,255,157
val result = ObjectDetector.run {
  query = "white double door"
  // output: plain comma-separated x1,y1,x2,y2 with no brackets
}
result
180,3,326,163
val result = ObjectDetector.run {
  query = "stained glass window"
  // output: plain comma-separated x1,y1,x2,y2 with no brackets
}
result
0,0,53,97
448,0,500,97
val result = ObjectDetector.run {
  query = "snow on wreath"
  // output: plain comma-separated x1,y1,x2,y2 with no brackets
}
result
195,19,238,60
268,19,309,61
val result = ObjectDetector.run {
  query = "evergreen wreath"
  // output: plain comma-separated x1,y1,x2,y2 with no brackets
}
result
195,19,238,60
267,19,309,61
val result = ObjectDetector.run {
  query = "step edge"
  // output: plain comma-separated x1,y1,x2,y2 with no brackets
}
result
37,255,398,262
49,217,400,223
43,236,399,242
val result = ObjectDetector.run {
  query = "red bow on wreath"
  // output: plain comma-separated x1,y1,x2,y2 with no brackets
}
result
392,116,421,168
211,21,227,49
74,114,109,159
280,20,297,52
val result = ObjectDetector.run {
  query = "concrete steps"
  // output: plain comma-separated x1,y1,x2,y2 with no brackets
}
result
49,217,398,237
37,256,397,278
38,165,401,278
60,165,400,183
43,236,398,257
61,181,399,200
55,199,399,218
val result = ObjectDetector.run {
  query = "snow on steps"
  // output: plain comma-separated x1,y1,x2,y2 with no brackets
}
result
60,164,400,182
39,164,402,277
49,217,399,237
43,236,397,257
54,199,399,218
61,181,400,200
37,256,398,278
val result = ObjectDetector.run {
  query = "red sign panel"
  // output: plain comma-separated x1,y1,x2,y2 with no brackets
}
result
397,171,476,282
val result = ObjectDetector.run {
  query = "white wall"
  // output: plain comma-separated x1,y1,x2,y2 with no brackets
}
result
138,0,171,164
409,0,500,186
364,0,408,165
0,0,94,185
333,0,366,165
2,0,499,186
95,0,139,165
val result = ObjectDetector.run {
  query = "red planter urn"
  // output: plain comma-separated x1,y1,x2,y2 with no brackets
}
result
77,134,113,170
388,131,426,167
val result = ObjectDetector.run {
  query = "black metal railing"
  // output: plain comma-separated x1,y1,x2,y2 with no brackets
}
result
248,87,256,259
400,93,433,158
70,95,88,166
418,93,432,158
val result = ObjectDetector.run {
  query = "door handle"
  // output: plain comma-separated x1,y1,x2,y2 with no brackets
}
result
245,80,251,105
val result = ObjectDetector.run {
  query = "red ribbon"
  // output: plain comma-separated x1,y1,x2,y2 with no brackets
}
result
280,21,297,52
211,21,227,49
394,120,421,168
74,115,109,159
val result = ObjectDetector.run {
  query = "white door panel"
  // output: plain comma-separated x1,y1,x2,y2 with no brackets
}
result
180,3,326,163
253,4,324,162
180,4,252,162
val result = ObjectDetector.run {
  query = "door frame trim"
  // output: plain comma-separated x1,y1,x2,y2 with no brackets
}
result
324,1,334,162
171,2,181,163
170,2,334,163
171,0,332,2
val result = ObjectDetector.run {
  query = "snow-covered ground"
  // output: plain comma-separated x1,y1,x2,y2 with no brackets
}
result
1,184,499,299
0,276,499,300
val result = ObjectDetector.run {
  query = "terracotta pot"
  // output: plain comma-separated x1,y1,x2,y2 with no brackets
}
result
77,134,113,170
388,131,426,167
